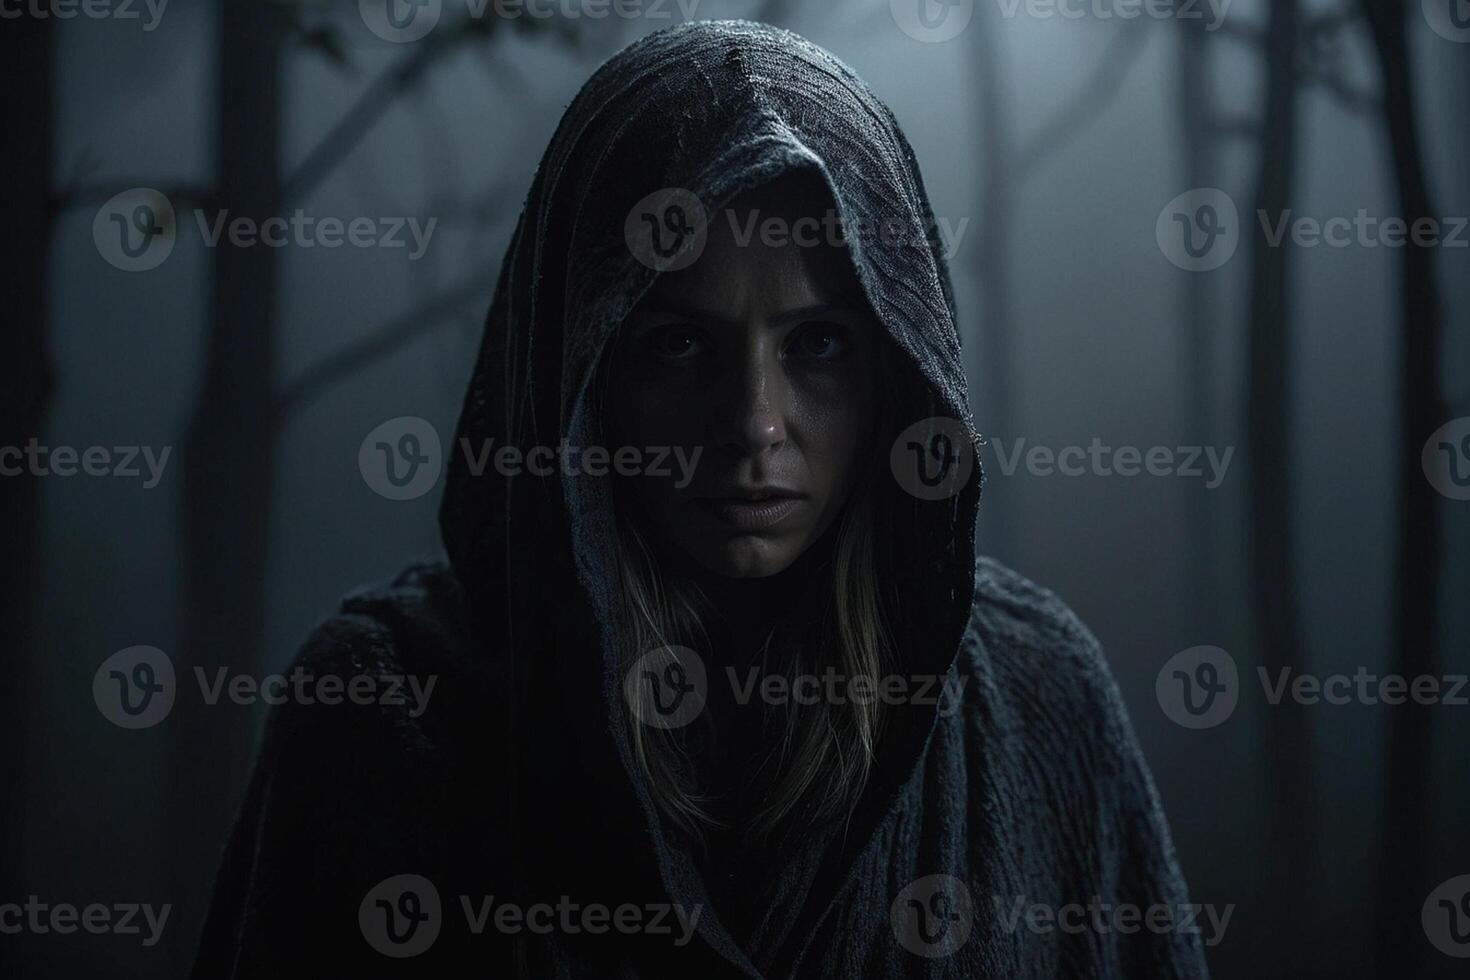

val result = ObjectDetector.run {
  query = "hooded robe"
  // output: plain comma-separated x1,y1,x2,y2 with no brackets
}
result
191,20,1210,979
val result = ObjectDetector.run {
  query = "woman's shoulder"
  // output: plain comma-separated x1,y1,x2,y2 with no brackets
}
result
263,558,503,759
289,558,484,678
956,555,1129,739
243,558,510,849
195,561,510,975
965,555,1106,669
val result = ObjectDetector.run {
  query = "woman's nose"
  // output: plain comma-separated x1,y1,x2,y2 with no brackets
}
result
714,353,788,457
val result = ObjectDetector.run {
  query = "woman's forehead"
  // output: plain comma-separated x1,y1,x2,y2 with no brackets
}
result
635,180,866,315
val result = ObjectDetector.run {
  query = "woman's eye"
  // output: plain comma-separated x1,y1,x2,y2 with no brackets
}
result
646,326,703,360
787,322,849,360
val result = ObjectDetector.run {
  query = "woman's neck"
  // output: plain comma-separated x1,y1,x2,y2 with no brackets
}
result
658,533,835,667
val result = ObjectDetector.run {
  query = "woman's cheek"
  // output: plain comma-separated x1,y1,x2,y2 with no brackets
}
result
622,377,695,447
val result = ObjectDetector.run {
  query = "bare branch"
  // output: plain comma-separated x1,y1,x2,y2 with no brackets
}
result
279,22,470,207
1014,26,1150,173
1303,2,1360,39
1297,64,1379,114
270,274,488,428
51,182,215,216
280,11,582,208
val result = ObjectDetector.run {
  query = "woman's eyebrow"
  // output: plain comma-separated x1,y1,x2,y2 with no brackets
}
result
770,303,860,325
632,302,732,323
632,301,864,326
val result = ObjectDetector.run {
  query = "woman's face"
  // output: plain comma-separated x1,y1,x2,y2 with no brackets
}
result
608,179,880,579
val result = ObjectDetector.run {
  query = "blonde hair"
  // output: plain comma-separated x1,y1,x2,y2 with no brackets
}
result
616,458,893,846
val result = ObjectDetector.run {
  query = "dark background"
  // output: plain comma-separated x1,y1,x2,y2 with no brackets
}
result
2,0,1467,976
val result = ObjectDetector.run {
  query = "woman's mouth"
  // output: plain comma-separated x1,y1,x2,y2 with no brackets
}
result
697,490,806,532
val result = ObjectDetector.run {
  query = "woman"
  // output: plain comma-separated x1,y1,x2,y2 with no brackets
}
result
193,21,1208,979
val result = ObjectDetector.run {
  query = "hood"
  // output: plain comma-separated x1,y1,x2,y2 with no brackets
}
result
437,20,982,976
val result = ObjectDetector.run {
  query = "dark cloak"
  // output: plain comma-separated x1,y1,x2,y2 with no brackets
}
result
191,20,1210,979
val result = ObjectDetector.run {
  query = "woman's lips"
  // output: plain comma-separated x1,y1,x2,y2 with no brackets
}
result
697,494,805,532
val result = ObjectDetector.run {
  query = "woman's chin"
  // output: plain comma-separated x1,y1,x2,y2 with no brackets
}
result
684,535,805,579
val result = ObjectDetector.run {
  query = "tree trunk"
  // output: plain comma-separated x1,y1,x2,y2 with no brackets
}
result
1176,8,1217,635
1359,2,1445,974
972,13,1015,561
170,1,287,970
1244,0,1319,969
0,13,53,938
